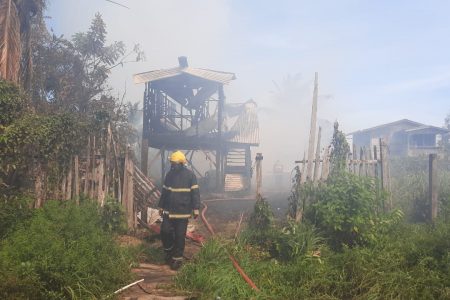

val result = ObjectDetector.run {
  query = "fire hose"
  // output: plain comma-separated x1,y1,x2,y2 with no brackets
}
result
200,201,260,292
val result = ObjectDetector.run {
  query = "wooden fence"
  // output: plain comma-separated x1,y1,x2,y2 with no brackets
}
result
33,123,160,231
295,138,391,207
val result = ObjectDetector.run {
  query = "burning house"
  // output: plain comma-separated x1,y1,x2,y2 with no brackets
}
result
133,57,259,192
351,119,449,157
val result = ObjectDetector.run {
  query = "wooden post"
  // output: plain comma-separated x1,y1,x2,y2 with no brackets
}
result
359,147,364,176
321,146,330,181
313,127,322,182
123,149,135,230
97,158,105,206
89,136,96,199
34,163,45,208
306,72,319,181
161,148,166,182
74,155,79,204
141,137,149,176
429,154,438,221
105,123,112,197
255,153,263,196
65,157,73,200
216,84,225,191
379,138,384,190
84,136,91,195
300,152,307,184
61,174,66,200
373,145,379,180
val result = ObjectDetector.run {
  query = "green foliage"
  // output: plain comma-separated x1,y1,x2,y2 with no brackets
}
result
329,121,350,175
267,222,323,262
248,196,273,232
0,195,33,239
0,200,132,299
304,172,394,249
177,222,450,300
176,239,257,300
0,81,26,127
390,157,450,222
100,197,127,234
0,112,86,192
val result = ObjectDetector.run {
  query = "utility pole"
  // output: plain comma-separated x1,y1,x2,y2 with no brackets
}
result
306,72,319,181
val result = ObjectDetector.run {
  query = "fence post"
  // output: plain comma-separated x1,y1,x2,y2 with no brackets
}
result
255,153,263,197
74,155,79,204
65,156,73,200
429,154,438,221
123,149,135,230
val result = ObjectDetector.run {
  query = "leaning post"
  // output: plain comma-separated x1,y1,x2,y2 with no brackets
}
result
255,153,263,197
429,154,438,221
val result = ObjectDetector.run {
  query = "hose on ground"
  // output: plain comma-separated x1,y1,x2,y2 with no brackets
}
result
200,202,260,292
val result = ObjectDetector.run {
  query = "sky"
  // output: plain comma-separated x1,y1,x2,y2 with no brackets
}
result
46,0,450,170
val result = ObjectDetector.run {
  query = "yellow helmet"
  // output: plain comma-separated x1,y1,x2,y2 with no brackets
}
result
169,150,187,164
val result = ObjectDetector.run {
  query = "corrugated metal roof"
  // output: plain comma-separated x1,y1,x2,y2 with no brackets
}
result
133,67,236,85
183,68,236,84
404,126,448,134
227,100,259,145
349,119,423,135
133,67,181,84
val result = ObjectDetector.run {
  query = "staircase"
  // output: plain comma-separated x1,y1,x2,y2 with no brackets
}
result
224,149,248,192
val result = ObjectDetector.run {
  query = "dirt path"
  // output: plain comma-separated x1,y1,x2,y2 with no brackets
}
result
116,193,288,299
119,263,186,300
117,222,204,300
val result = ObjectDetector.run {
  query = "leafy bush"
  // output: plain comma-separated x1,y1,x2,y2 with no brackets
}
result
0,200,132,299
305,172,390,249
248,196,273,232
0,80,26,127
0,195,33,239
100,197,127,233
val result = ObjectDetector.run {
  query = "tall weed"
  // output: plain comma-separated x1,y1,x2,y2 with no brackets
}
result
0,200,132,299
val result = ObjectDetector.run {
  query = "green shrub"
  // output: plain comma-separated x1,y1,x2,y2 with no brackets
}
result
100,197,127,233
177,222,450,300
0,200,132,299
0,195,33,239
304,172,389,249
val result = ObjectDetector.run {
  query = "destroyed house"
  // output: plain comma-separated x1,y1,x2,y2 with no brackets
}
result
351,119,448,157
134,57,259,192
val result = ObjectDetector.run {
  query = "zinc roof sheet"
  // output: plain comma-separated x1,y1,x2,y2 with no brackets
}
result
133,67,236,85
227,101,259,145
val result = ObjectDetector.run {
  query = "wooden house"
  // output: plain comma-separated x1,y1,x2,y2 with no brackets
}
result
133,57,259,192
351,119,448,157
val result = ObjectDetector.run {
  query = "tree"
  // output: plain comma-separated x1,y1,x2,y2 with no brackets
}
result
0,0,46,85
329,121,350,176
0,0,21,83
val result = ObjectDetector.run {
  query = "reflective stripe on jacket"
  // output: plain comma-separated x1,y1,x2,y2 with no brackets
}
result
158,165,200,219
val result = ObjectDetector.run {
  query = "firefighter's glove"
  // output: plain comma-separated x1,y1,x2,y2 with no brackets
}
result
193,209,199,220
158,208,163,217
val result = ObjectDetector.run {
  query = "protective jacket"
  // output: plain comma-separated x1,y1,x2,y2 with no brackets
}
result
158,165,200,218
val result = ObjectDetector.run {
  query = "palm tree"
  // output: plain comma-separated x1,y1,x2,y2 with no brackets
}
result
0,0,21,83
0,0,45,87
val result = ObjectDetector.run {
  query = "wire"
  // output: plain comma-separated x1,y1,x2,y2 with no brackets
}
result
104,0,130,9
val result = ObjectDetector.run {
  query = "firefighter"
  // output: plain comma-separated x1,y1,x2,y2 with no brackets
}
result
158,151,200,270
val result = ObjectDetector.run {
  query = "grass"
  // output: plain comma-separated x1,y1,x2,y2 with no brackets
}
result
0,199,135,300
175,221,450,300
